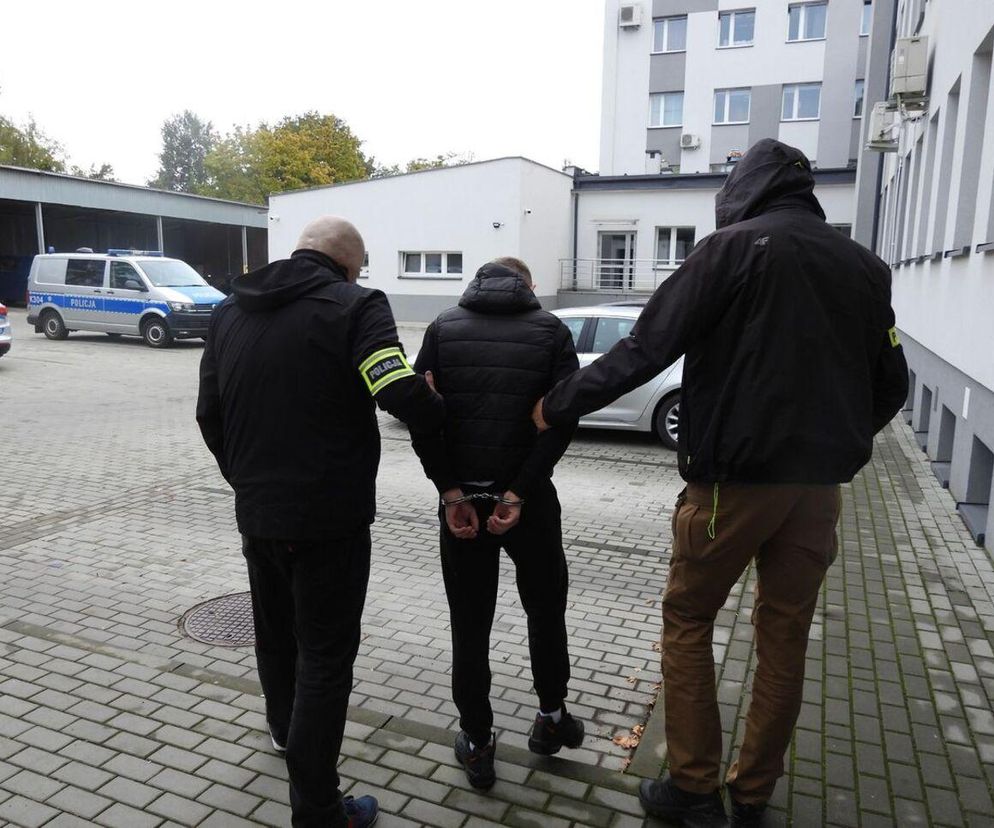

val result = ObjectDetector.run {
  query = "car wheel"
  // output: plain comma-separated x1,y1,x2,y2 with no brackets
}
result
41,310,68,340
654,394,680,450
141,317,173,348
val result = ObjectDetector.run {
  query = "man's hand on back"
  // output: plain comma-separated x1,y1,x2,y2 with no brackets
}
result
487,491,522,536
532,398,551,432
442,488,479,539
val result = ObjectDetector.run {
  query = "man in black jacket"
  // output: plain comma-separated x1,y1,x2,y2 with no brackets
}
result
535,140,909,827
411,257,584,790
197,216,443,828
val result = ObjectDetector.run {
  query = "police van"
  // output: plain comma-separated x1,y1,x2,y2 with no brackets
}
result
27,250,226,348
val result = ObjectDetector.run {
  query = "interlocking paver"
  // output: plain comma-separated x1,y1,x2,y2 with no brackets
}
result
2,311,994,826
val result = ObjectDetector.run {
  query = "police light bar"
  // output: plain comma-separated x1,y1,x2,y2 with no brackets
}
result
107,249,164,257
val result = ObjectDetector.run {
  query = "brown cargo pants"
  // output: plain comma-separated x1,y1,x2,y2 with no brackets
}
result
662,481,841,806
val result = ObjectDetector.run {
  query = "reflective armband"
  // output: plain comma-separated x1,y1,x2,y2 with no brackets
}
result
359,347,415,395
888,327,900,348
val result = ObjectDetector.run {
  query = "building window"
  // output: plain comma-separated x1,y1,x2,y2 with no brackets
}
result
718,9,755,48
782,83,822,120
787,3,827,41
401,252,463,277
830,223,853,237
655,227,696,266
649,92,684,127
714,88,751,124
653,16,687,52
861,1,872,35
854,79,865,117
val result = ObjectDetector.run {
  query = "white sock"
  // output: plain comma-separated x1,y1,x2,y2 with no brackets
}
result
540,708,562,723
469,735,494,751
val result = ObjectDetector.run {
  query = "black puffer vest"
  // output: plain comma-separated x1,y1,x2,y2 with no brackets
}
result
434,264,564,487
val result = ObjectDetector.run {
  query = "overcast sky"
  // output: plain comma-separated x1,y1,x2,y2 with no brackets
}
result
0,0,605,186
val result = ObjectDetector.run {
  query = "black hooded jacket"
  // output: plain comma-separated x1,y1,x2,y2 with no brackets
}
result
196,249,444,539
543,139,909,485
411,263,579,497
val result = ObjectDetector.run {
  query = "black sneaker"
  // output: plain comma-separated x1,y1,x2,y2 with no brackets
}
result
729,796,766,827
638,777,728,828
454,730,496,790
268,724,287,754
343,794,378,827
527,708,585,755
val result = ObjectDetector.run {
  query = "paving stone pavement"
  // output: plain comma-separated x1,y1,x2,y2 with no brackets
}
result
0,307,992,827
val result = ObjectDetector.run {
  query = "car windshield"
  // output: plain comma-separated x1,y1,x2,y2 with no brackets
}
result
137,259,208,287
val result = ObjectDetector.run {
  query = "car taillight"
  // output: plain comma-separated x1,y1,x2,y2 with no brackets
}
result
0,304,7,317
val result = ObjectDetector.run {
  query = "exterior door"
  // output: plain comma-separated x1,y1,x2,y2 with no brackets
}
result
62,259,107,328
106,261,148,333
598,232,636,290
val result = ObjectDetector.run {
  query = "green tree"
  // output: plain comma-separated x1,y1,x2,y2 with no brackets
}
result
0,114,66,172
371,151,474,178
70,162,116,181
199,112,369,203
150,110,217,192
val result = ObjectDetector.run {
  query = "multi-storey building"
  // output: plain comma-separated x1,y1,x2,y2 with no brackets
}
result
601,0,880,175
867,0,994,550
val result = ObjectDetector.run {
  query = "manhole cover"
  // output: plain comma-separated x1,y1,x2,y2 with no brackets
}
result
180,591,255,647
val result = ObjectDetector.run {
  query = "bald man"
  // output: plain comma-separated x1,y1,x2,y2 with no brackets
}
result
197,216,443,828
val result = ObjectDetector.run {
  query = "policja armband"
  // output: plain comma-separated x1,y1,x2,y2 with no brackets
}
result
359,347,415,395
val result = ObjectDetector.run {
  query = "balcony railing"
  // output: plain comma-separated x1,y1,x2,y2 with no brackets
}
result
558,258,679,293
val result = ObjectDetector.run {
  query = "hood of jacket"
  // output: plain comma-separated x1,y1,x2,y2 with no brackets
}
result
231,249,347,311
458,262,542,315
714,138,827,229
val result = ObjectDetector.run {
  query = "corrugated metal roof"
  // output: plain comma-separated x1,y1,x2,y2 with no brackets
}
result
0,165,267,227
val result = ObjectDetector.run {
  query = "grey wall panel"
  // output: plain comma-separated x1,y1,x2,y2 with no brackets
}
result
747,85,782,149
818,0,865,168
649,52,687,92
653,0,717,16
849,120,863,163
646,129,684,166
857,33,868,74
388,292,558,322
710,124,751,165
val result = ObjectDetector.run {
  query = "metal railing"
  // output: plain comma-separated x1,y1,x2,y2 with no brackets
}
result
558,258,679,293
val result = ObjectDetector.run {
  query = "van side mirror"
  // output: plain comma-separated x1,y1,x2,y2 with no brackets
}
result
125,279,146,292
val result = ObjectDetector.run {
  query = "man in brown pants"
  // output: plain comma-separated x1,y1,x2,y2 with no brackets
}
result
534,140,909,827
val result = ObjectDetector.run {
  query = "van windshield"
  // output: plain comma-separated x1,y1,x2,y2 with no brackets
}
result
138,260,208,287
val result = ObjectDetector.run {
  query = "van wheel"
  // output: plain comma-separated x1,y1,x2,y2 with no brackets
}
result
653,393,680,450
41,310,68,340
141,317,173,348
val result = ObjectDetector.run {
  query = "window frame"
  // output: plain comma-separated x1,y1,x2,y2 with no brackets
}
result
786,2,828,42
649,91,685,128
654,226,697,268
109,261,147,291
853,79,865,118
713,87,752,125
399,251,464,280
860,1,872,36
652,15,688,53
590,316,637,355
717,8,756,49
64,259,107,288
781,82,822,121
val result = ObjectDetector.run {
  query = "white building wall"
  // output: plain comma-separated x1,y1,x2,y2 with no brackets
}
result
268,158,572,321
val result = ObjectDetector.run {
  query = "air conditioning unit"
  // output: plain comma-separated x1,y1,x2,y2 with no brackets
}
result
866,102,899,152
619,4,643,28
680,133,701,150
891,36,929,98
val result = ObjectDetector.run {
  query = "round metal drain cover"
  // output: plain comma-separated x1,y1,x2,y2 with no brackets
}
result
180,591,255,647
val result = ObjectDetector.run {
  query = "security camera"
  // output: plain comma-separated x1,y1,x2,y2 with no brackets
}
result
492,221,503,229
524,209,532,215
268,215,280,222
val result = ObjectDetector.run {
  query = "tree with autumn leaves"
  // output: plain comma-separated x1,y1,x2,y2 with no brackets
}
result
150,110,468,204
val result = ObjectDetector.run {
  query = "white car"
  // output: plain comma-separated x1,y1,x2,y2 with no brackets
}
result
553,303,683,449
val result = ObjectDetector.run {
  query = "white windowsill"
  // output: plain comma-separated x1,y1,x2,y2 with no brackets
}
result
650,49,687,55
716,43,754,50
648,124,683,129
781,116,821,122
398,274,464,281
785,37,826,43
713,120,751,126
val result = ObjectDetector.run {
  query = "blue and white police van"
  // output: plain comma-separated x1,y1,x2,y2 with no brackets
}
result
26,250,226,348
